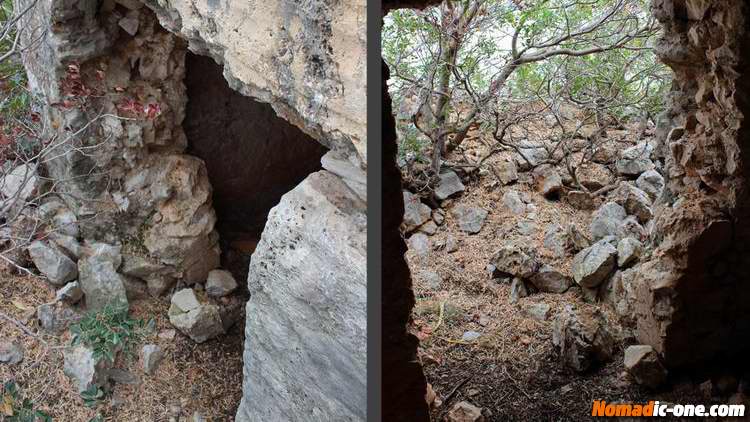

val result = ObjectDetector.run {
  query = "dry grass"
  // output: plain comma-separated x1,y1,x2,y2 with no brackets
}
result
405,128,715,421
1,273,245,421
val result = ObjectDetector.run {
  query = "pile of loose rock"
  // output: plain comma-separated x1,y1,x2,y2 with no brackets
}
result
401,129,676,386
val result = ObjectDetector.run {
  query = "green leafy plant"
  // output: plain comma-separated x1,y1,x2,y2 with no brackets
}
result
80,385,104,409
1,381,52,422
70,303,145,364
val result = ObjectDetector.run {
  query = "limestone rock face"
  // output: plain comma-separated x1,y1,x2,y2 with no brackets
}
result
237,170,366,422
631,0,750,369
142,0,366,161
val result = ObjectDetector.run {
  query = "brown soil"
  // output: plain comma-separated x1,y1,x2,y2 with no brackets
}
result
405,129,721,421
0,273,245,421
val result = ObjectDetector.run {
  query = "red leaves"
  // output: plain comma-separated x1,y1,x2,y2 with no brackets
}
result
145,103,161,120
117,98,161,120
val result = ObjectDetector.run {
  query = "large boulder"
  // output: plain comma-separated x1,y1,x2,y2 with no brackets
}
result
589,202,626,240
237,171,366,421
552,306,615,372
572,239,617,288
27,240,78,285
78,243,129,311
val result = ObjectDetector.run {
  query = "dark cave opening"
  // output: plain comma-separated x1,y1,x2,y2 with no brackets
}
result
183,53,328,281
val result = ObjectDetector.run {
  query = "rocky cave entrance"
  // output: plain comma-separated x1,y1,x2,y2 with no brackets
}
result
182,53,328,282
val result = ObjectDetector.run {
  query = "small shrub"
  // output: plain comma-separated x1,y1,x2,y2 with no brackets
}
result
0,381,52,422
70,303,145,364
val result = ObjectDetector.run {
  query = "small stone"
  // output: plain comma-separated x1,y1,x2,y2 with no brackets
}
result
617,237,642,267
566,190,595,210
624,345,667,388
533,164,563,199
461,331,481,342
205,270,238,297
78,243,128,311
432,209,445,225
451,205,488,234
0,164,40,203
434,170,465,200
419,220,438,236
615,183,653,223
616,143,655,176
37,302,79,332
27,240,78,285
552,306,615,372
516,220,536,236
636,170,665,201
576,162,613,191
408,233,431,257
490,247,540,279
496,160,518,185
445,235,458,253
168,289,224,343
502,190,526,215
530,265,573,293
118,15,139,36
63,345,111,393
191,412,207,422
56,281,84,303
572,239,618,288
446,401,484,422
170,288,201,312
590,202,627,241
142,344,164,375
566,224,590,252
524,303,551,321
0,341,24,365
509,278,528,304
543,224,567,258
107,368,140,385
158,329,177,340
419,270,442,290
402,191,431,232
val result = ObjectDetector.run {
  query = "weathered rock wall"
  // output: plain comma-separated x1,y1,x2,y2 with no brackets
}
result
17,0,366,420
142,0,367,163
633,0,750,368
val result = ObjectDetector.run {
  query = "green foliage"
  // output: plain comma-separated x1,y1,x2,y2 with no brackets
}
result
1,381,53,422
397,123,430,163
80,385,104,408
70,303,145,364
384,0,670,155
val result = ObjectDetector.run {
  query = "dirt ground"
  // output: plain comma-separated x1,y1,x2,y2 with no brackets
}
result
0,272,245,421
404,130,729,421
